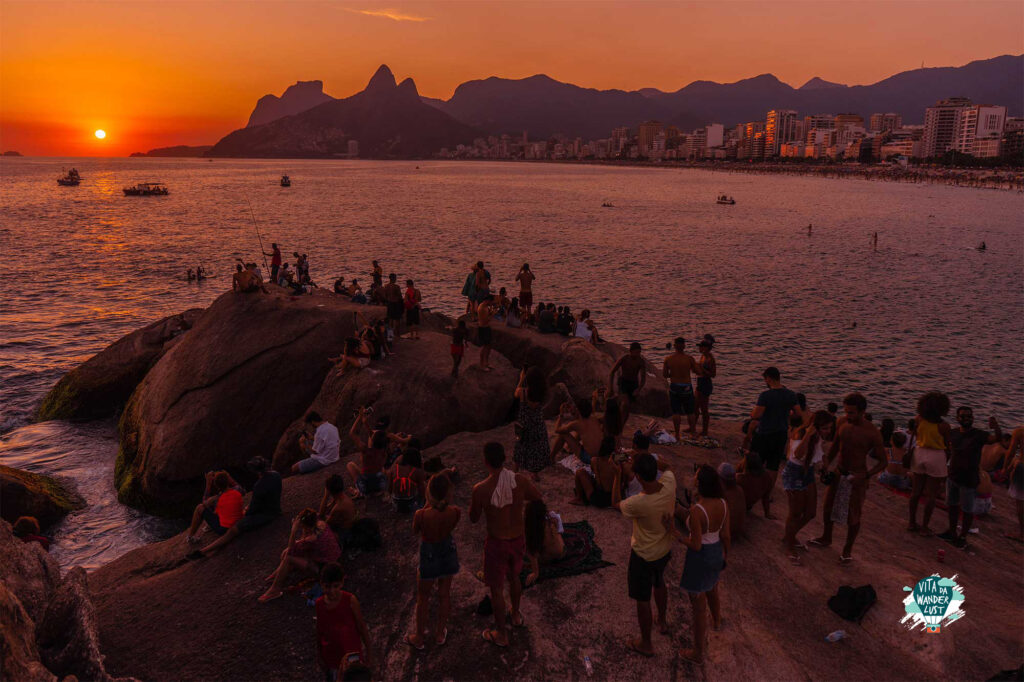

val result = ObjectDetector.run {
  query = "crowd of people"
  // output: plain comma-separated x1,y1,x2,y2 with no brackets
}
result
156,251,1024,678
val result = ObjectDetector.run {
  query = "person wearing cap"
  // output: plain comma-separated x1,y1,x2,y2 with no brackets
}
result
189,456,283,559
716,462,747,539
695,336,717,437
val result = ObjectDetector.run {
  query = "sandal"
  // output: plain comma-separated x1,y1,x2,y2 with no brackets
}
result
511,612,527,628
436,628,448,646
626,638,655,658
257,590,283,603
482,629,507,648
405,634,426,651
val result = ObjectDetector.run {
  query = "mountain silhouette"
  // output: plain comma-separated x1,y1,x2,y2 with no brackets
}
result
208,66,480,158
799,77,848,90
246,80,335,128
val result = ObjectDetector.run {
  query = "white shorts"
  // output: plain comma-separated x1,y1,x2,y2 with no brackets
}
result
911,447,947,478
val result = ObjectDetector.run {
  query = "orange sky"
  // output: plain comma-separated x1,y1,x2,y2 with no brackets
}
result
2,0,1021,156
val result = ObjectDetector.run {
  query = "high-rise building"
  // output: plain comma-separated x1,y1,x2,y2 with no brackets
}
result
921,97,972,157
803,114,834,142
869,113,903,133
834,114,864,133
956,105,1007,157
765,110,799,157
637,121,663,156
705,123,724,150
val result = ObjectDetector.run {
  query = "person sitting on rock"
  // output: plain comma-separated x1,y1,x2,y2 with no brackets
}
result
12,516,50,551
232,264,264,293
524,499,565,586
347,408,388,498
572,436,619,508
259,508,340,603
330,338,371,375
189,456,282,559
292,412,341,476
185,471,244,544
319,474,357,550
315,562,375,679
621,433,668,499
552,398,604,466
389,447,427,514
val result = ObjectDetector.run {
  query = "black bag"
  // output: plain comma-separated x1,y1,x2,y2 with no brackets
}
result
828,584,877,623
348,517,382,551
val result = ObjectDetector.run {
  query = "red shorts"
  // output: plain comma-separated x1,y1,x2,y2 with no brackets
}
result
484,535,525,587
451,344,464,357
519,291,533,309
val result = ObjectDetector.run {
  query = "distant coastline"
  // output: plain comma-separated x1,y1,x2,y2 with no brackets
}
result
130,145,213,158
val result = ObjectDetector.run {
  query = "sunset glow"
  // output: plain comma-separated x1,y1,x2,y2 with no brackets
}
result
1,0,1021,157
94,129,106,139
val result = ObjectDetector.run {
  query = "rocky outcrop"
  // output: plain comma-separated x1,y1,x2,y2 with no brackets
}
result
37,568,110,680
0,581,55,682
115,291,363,516
271,331,517,471
36,308,203,422
0,519,61,623
0,466,85,530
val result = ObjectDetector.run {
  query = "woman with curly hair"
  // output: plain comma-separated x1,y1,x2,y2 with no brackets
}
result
908,391,953,535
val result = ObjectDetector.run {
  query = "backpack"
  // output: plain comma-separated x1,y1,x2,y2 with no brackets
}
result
827,584,877,622
393,469,419,513
348,517,382,551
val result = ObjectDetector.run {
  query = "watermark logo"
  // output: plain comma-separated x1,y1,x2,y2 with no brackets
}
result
901,575,965,633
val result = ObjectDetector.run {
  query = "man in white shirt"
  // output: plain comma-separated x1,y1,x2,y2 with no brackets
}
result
291,411,340,475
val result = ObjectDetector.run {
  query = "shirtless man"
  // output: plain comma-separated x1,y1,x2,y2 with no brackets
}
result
474,261,491,304
515,264,535,313
663,338,701,440
610,343,647,421
477,297,495,371
551,399,604,465
981,433,1012,472
470,442,542,647
383,274,404,334
810,393,886,562
572,436,619,507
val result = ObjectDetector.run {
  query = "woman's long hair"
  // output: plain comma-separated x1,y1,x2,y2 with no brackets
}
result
524,499,548,556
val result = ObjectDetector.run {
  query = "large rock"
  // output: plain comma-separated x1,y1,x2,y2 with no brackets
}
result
0,466,85,530
37,568,114,681
116,290,364,516
272,331,517,472
36,309,203,422
0,582,55,682
0,520,61,624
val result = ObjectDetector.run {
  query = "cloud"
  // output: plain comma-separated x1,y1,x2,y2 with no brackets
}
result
346,8,431,22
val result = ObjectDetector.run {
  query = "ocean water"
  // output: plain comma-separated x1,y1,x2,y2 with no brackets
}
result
1,157,1021,569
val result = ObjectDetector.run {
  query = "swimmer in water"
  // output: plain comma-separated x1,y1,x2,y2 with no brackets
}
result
871,232,878,251
978,241,986,251
187,269,195,281
807,224,812,236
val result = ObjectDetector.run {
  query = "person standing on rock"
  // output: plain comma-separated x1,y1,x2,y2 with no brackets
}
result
474,260,491,305
662,338,700,442
404,279,422,340
371,260,383,289
263,242,282,284
610,342,647,423
809,393,886,563
292,412,341,475
189,456,282,559
515,263,535,315
408,474,461,650
448,320,468,378
470,442,542,648
476,297,495,371
513,367,551,480
461,263,478,319
610,452,676,657
384,274,404,336
742,367,803,519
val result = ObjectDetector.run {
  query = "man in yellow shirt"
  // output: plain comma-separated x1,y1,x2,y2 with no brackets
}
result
613,453,676,657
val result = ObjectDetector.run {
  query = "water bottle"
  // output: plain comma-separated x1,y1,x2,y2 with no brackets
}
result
583,656,593,676
825,630,846,642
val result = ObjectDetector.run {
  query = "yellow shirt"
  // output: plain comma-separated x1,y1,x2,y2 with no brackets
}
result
916,420,946,450
620,470,676,561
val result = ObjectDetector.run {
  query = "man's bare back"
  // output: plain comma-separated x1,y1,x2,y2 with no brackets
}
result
572,416,604,455
477,301,493,327
471,472,540,539
619,354,645,382
663,352,697,384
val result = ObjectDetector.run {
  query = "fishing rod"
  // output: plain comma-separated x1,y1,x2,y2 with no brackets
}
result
245,197,270,273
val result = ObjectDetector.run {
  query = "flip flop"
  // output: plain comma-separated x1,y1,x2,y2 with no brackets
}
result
511,612,527,628
257,591,283,603
839,555,855,564
482,629,507,648
436,628,448,647
787,553,802,566
405,634,426,651
627,639,655,658
807,539,829,548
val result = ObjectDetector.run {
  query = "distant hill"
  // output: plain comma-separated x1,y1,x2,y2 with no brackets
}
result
2,150,23,156
130,145,213,158
246,80,335,128
207,65,480,159
232,54,1023,144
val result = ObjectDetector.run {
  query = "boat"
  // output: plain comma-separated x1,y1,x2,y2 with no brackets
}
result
57,168,81,186
601,202,614,208
280,175,291,187
716,194,735,205
123,182,169,196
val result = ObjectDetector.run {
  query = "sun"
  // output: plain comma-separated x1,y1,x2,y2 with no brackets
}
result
94,129,106,139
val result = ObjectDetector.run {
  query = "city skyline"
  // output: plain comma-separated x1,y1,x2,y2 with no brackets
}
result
2,0,1023,156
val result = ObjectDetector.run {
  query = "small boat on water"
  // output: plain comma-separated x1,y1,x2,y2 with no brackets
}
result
280,175,291,187
123,182,169,196
57,168,81,186
716,194,735,205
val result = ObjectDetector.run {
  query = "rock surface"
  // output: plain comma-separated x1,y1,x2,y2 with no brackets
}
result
116,291,360,516
36,308,203,422
89,415,1023,681
0,465,86,530
272,331,517,472
0,581,55,682
0,519,61,623
37,568,111,681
